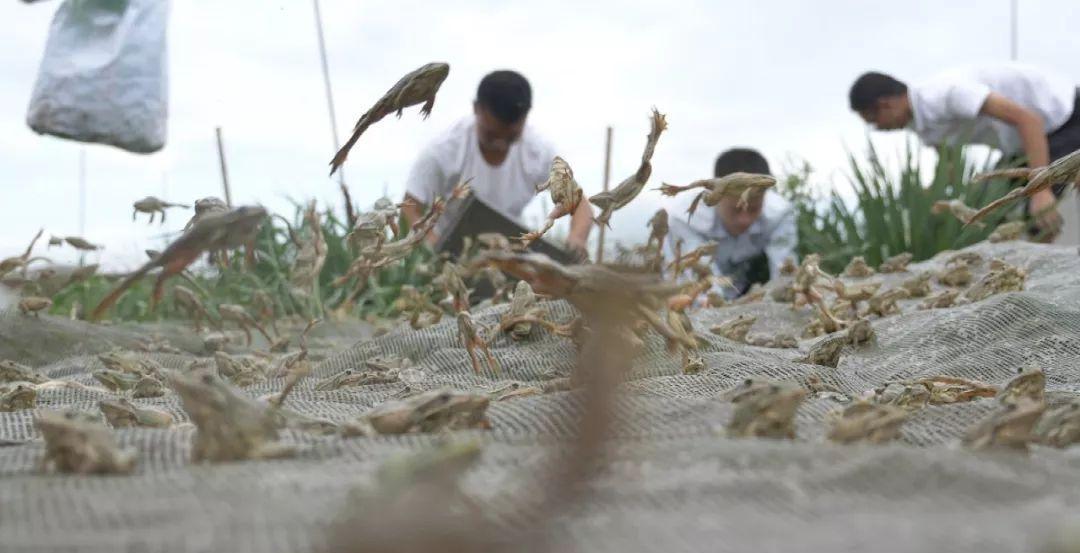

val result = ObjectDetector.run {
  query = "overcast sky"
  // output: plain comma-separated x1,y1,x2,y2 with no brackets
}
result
1,0,1077,269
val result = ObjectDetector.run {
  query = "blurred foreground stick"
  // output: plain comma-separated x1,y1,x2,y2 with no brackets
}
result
322,252,683,552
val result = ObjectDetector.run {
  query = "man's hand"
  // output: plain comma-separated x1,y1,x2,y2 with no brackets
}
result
1029,189,1062,243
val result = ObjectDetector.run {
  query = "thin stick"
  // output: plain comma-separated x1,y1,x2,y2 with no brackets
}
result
312,0,357,229
78,148,87,267
595,126,612,263
215,127,233,208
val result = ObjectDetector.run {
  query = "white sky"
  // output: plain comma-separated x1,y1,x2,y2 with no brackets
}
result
1,0,1077,269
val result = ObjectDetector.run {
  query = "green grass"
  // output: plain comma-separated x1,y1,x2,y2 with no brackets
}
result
47,200,435,323
779,140,1019,274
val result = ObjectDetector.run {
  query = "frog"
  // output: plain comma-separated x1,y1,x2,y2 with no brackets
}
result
745,333,798,349
878,252,914,273
98,398,174,428
500,280,546,340
218,303,273,346
946,251,984,268
92,369,143,392
874,382,931,410
168,370,296,463
846,318,875,346
681,354,707,375
314,368,400,391
900,272,933,298
98,350,164,379
709,314,756,343
919,289,961,310
0,382,37,411
214,352,269,387
917,375,998,404
36,409,137,474
329,62,450,175
964,264,1027,302
131,376,166,399
796,334,847,368
842,256,875,278
997,367,1045,406
827,401,908,444
340,388,491,437
832,280,882,302
962,398,1046,452
432,262,471,313
457,312,499,374
937,260,973,287
657,172,776,217
0,359,49,384
365,355,414,372
590,108,668,227
1033,399,1080,448
725,378,807,439
801,319,825,339
988,220,1027,243
519,156,584,247
732,283,767,305
861,288,910,317
18,296,52,317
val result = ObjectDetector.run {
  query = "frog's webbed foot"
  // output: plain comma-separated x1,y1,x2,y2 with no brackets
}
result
421,97,435,119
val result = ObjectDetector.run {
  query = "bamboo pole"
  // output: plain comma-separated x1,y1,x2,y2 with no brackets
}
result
215,127,233,207
595,126,613,263
312,0,357,228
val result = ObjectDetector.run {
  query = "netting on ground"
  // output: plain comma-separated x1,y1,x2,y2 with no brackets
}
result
3,241,1080,552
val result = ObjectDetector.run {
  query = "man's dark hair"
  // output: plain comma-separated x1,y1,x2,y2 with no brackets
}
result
714,148,771,177
476,70,532,124
848,71,908,112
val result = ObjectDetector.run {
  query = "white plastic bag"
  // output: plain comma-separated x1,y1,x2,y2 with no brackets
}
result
26,0,170,154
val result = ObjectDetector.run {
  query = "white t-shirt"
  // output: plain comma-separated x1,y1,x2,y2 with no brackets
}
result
909,63,1076,155
405,116,557,233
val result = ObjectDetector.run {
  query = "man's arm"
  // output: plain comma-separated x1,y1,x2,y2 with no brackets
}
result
566,198,593,260
400,193,439,246
979,92,1059,238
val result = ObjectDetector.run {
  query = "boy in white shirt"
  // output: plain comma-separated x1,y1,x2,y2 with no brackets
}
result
402,70,593,259
665,148,797,300
848,63,1080,240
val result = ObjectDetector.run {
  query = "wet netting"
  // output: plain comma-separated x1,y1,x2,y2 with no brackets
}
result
3,241,1080,552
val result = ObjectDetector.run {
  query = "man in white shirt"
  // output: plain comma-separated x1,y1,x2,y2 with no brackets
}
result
665,148,798,300
402,70,593,259
849,63,1080,240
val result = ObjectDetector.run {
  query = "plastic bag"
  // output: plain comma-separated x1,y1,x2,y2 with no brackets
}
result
26,0,170,154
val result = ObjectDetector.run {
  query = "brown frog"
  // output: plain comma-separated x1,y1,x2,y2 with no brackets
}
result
827,401,908,444
1033,399,1080,448
214,352,269,387
98,398,174,428
900,272,933,298
874,382,931,410
745,333,798,349
846,318,875,346
0,359,49,384
682,355,707,375
725,378,806,439
218,303,273,346
796,334,847,368
964,264,1027,302
937,261,973,287
862,288,909,317
962,399,1046,452
919,289,961,310
658,172,777,217
878,252,914,273
918,375,998,404
946,251,983,268
98,351,164,380
519,156,584,247
590,108,668,227
501,280,545,340
842,256,875,278
330,62,450,175
833,280,882,302
341,388,491,437
988,220,1027,243
997,367,1045,406
314,368,400,391
168,370,296,463
36,409,137,474
710,314,756,343
0,382,37,411
457,311,499,374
